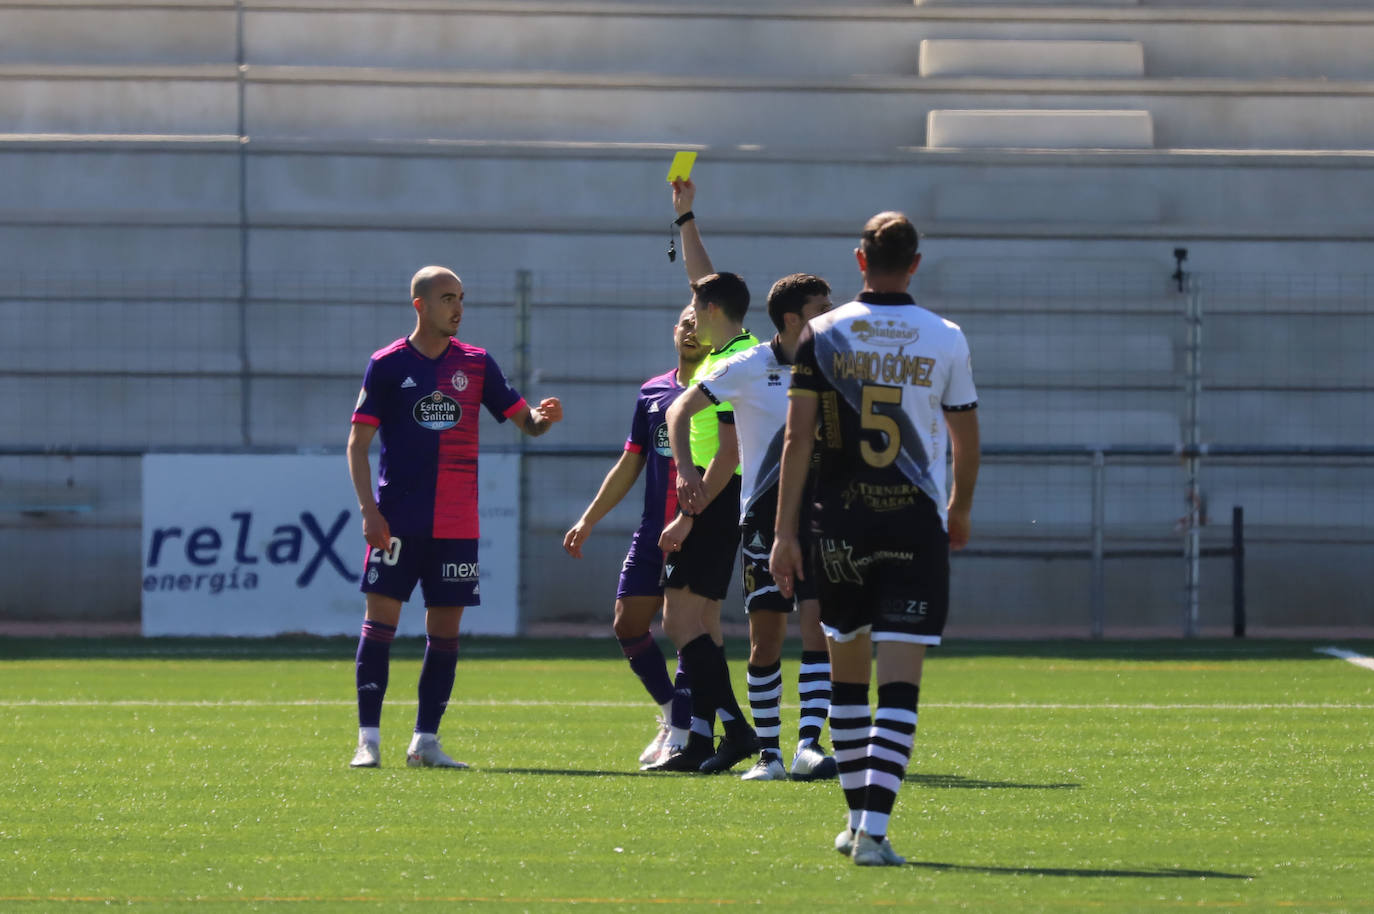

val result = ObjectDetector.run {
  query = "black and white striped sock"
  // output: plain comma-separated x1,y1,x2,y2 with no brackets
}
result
858,682,919,842
829,680,871,832
796,649,832,749
746,661,783,759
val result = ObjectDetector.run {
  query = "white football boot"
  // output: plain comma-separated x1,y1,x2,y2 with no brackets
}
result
851,830,906,867
789,741,838,781
349,739,381,768
740,755,788,781
406,734,469,769
639,718,671,766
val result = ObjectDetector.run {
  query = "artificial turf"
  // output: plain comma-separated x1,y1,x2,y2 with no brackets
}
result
1,637,1370,912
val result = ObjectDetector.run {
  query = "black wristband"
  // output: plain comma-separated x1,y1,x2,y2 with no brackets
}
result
674,210,695,227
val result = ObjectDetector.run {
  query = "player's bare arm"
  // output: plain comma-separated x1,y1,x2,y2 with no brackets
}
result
346,421,391,551
658,421,739,553
564,450,647,559
672,179,714,284
770,394,818,599
516,397,564,437
944,408,981,551
665,386,713,513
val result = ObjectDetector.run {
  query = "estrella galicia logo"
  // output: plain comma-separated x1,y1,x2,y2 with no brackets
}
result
653,422,672,458
414,390,460,430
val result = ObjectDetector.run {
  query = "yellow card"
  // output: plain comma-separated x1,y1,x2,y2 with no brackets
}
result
666,151,697,183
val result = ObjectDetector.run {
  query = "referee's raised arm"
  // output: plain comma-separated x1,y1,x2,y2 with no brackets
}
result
672,178,714,283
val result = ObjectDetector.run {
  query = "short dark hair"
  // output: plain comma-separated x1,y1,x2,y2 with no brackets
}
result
860,212,919,275
411,265,457,301
766,273,830,333
690,272,750,323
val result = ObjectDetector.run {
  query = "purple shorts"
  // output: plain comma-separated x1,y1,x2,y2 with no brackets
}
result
360,535,480,607
617,528,666,600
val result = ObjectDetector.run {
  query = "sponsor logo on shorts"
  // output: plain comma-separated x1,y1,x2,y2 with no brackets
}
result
880,598,929,619
367,567,379,585
414,390,461,430
841,481,921,512
440,561,480,583
819,538,863,586
856,550,915,568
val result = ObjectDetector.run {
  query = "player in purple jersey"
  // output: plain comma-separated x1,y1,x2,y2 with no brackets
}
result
346,265,563,769
563,305,707,767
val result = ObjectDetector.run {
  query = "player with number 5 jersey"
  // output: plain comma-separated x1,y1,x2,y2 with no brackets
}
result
772,211,980,866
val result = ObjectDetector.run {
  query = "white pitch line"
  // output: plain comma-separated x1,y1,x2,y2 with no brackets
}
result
1315,646,1374,672
0,699,1371,710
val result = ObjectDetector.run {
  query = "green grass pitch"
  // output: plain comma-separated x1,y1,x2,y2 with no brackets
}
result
1,637,1370,912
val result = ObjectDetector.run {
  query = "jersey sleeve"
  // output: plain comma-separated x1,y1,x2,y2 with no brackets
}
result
481,352,527,422
351,358,384,427
697,348,750,416
942,329,979,411
625,392,649,454
788,325,827,398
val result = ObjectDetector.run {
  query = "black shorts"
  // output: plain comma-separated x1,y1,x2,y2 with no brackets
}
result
662,471,742,602
740,485,815,614
810,490,949,644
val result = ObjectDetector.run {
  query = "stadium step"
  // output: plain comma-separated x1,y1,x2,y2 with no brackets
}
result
919,39,1146,78
7,64,1374,150
926,108,1155,149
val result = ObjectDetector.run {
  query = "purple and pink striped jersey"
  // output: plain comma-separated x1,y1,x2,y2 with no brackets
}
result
623,369,687,541
351,337,525,539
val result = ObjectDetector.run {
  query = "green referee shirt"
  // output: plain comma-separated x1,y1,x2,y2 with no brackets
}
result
687,330,758,473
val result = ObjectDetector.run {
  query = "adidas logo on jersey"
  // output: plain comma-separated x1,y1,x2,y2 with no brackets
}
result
401,376,417,389
648,401,660,413
749,532,766,550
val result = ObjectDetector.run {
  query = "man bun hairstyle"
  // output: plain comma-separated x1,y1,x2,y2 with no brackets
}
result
766,273,830,333
860,212,919,275
690,272,750,323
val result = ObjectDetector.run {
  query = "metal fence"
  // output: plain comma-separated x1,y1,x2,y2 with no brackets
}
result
2,267,1371,633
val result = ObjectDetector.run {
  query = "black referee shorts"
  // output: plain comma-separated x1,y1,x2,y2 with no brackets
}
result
662,471,742,602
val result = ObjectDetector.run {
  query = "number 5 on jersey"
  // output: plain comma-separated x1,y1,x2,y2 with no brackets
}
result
860,384,902,468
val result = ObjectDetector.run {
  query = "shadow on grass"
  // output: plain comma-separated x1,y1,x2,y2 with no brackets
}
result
481,766,655,778
907,860,1252,880
906,772,1079,790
